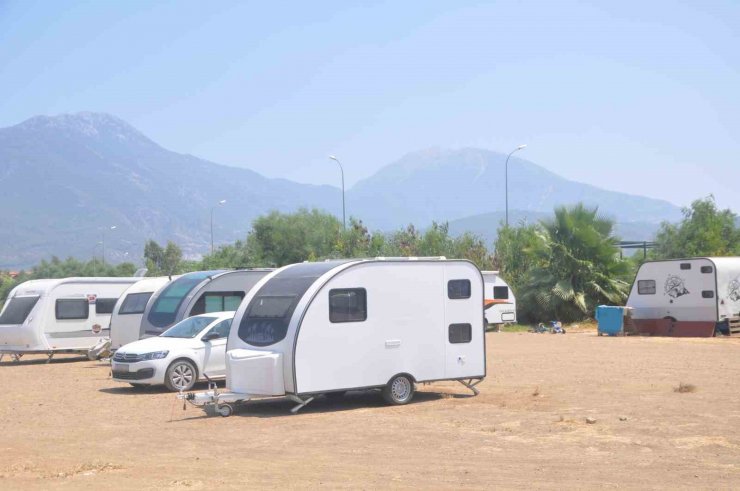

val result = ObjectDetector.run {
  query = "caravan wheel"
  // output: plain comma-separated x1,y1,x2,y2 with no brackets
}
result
382,375,415,405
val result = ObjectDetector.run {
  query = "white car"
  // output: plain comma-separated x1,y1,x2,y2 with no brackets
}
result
111,312,234,391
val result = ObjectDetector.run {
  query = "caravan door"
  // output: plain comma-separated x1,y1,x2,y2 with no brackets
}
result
444,266,485,379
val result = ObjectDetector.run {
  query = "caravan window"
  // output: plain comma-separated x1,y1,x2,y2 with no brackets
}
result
701,266,713,274
449,323,472,343
680,263,691,270
239,295,296,347
119,292,153,315
329,288,367,323
190,291,245,315
147,271,221,328
95,298,118,315
0,296,39,325
448,280,471,299
493,286,509,300
56,299,89,320
702,290,715,299
637,280,656,295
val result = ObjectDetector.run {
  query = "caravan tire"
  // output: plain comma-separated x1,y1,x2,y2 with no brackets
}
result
382,374,415,405
164,359,198,392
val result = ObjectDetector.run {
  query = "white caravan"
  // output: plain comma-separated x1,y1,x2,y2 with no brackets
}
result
626,257,740,337
109,277,173,351
139,269,272,338
481,271,516,327
0,277,140,361
181,258,486,417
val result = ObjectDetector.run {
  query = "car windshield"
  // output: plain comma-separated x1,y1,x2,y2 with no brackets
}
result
161,316,217,338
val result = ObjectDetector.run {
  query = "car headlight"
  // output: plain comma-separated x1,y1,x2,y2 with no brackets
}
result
141,351,169,360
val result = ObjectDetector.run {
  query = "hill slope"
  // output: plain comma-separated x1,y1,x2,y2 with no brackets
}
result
348,148,682,230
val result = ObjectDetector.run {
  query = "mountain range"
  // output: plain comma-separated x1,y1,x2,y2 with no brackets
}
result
0,112,682,268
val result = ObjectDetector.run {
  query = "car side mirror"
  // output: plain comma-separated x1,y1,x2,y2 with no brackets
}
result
202,332,220,342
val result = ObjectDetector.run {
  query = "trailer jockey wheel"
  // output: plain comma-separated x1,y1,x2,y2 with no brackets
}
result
217,404,233,417
383,374,415,405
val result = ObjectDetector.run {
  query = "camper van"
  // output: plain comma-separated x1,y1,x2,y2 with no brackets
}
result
138,269,272,339
181,258,486,416
109,277,173,351
626,257,740,337
0,277,141,360
481,271,516,327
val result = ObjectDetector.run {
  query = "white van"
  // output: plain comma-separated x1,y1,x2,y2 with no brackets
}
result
109,277,173,351
481,271,516,327
181,258,486,416
0,277,140,361
627,257,740,337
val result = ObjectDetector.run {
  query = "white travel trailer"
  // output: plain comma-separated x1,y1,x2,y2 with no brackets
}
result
181,258,486,417
0,277,140,361
139,269,272,339
626,257,740,337
481,271,516,327
109,276,173,351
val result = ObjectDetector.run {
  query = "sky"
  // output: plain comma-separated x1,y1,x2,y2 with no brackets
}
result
1,0,738,211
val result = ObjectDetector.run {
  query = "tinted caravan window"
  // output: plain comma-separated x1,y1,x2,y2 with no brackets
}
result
147,271,224,328
329,288,367,323
637,280,656,295
493,286,509,300
0,296,40,325
119,292,153,315
702,290,715,299
238,261,350,347
680,263,691,270
95,298,118,315
448,280,471,299
190,291,246,315
701,266,713,274
56,299,89,320
449,323,472,343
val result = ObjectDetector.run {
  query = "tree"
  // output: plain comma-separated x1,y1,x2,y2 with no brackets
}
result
493,222,543,294
654,196,740,258
517,204,630,322
144,240,183,276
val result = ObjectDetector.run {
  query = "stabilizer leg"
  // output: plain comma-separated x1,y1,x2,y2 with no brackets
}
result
459,378,483,396
289,395,315,414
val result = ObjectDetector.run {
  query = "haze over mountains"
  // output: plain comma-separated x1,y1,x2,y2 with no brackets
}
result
0,112,682,268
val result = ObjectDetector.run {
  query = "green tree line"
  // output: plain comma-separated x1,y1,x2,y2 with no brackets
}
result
2,197,738,322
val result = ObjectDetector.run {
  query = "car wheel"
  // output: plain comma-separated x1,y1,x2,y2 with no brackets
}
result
165,359,197,392
382,374,415,405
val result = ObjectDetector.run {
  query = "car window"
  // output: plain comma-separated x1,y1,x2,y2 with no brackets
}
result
204,319,232,339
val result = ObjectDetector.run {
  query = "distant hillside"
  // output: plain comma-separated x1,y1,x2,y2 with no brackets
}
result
348,148,682,230
0,113,340,267
448,210,662,246
0,113,684,268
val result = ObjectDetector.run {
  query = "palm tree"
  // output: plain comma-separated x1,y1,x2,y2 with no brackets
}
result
520,204,630,322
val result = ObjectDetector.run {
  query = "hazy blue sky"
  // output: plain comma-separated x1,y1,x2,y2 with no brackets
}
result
1,1,738,211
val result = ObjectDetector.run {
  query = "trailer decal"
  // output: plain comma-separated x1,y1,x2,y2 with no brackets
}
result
729,278,740,302
664,275,689,299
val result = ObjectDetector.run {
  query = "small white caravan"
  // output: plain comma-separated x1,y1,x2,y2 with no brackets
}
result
481,271,516,327
181,258,486,416
0,277,140,361
109,276,173,351
139,269,272,338
626,257,740,337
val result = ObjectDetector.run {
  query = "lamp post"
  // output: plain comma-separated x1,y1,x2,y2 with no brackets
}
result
505,145,527,227
328,155,346,230
102,225,116,266
211,199,227,255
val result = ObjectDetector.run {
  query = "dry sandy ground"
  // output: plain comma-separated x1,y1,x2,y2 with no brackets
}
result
1,332,739,490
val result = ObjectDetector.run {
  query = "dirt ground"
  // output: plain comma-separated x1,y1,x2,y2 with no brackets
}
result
1,331,739,490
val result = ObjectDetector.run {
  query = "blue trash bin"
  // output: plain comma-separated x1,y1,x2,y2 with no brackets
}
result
596,305,626,336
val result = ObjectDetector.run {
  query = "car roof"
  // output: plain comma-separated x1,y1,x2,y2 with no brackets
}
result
191,311,235,320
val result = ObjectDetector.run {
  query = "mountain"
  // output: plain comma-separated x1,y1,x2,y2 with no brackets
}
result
0,113,682,268
0,112,340,267
348,148,682,230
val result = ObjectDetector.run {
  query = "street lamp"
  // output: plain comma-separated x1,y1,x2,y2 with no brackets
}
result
211,199,227,255
505,145,527,227
102,225,116,266
328,155,346,230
